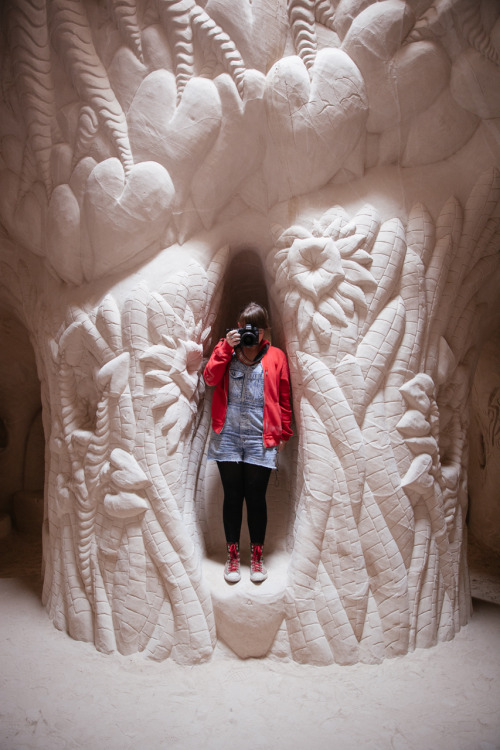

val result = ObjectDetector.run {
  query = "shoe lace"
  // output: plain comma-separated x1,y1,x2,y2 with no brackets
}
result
251,545,263,572
227,544,239,572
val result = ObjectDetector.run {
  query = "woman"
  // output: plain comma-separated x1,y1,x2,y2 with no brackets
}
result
204,302,293,583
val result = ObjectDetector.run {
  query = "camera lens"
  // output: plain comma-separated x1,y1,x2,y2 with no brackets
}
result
240,326,258,346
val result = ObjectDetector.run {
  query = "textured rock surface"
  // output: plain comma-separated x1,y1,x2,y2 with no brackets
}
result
468,330,500,555
0,0,499,664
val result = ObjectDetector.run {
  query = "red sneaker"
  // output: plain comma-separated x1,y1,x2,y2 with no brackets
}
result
224,543,241,583
250,544,268,582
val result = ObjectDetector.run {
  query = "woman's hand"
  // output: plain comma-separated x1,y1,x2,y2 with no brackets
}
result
226,329,241,347
278,441,286,453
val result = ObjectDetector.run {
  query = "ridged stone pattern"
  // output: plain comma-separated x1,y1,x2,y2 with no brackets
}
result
0,0,499,664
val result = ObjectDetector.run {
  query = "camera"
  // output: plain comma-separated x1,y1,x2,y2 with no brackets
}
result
227,324,260,347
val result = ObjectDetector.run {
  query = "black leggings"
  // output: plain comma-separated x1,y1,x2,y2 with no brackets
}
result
217,461,271,545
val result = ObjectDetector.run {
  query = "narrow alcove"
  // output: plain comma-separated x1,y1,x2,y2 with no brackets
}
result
0,308,44,579
196,247,297,656
200,248,296,555
209,249,273,344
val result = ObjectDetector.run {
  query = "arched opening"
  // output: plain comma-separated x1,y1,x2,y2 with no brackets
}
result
0,308,44,580
198,248,297,602
209,248,273,344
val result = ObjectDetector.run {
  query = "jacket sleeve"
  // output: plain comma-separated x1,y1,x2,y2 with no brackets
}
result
203,338,234,386
279,353,293,441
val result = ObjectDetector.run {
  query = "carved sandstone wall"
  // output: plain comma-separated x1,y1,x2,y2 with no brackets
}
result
0,0,499,664
469,329,500,555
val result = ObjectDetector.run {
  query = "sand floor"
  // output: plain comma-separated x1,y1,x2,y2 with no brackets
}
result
1,532,499,750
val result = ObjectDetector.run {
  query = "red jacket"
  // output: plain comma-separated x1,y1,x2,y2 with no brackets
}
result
203,339,293,447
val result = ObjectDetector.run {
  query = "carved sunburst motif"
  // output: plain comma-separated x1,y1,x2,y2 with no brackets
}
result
272,209,377,345
141,324,207,453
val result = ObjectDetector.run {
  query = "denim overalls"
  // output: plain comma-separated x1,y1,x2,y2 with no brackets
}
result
207,356,277,469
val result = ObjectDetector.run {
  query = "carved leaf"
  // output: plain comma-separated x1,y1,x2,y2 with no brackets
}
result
144,370,171,386
96,294,123,354
152,384,178,411
344,204,380,254
108,0,143,62
297,351,365,510
395,248,427,378
8,0,55,193
423,196,463,371
334,354,365,421
355,296,406,413
335,233,366,259
97,352,130,396
405,436,439,456
60,312,114,365
104,490,148,518
458,2,500,65
275,224,312,251
364,218,407,331
48,0,133,174
122,284,150,395
399,373,434,414
396,410,431,438
109,448,150,490
335,281,367,316
406,202,435,269
313,206,349,239
190,7,246,97
424,234,453,341
148,292,185,343
341,259,377,290
73,105,99,166
315,0,336,31
356,486,409,656
140,345,175,372
288,0,317,71
158,0,194,100
401,454,434,492
112,524,148,655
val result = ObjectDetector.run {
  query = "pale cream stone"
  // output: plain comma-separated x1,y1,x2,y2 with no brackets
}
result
0,0,499,667
402,89,480,166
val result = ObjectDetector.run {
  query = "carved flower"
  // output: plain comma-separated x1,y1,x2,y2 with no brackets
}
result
141,335,203,400
287,237,345,300
273,214,376,343
140,334,205,453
